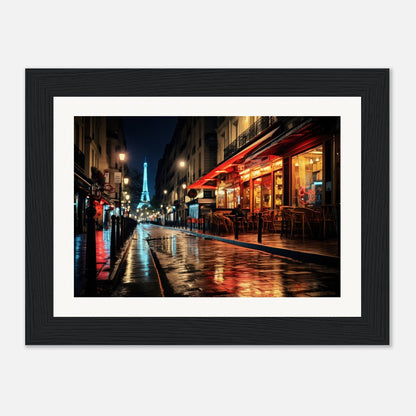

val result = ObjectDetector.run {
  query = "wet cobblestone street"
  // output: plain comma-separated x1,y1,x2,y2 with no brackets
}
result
139,224,340,297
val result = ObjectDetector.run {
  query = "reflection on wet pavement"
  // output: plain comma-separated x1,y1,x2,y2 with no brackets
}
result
112,225,162,297
144,225,340,297
74,229,112,296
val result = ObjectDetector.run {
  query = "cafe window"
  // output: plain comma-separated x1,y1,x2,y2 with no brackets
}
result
253,178,261,211
262,175,272,210
292,145,323,207
217,187,226,208
189,203,199,219
226,186,240,209
253,175,272,211
274,169,283,208
242,181,250,210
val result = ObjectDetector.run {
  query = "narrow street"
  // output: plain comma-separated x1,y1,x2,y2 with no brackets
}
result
113,224,340,297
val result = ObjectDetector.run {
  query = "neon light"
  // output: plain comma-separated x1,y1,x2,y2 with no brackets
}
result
299,186,316,205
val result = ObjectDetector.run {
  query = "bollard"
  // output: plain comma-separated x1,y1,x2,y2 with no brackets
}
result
234,216,239,240
202,217,205,234
122,216,126,244
120,216,124,247
85,204,97,296
110,215,116,262
190,218,193,231
257,212,263,244
116,216,120,250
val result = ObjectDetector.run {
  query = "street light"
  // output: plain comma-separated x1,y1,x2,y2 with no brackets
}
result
124,177,129,186
163,190,167,194
118,152,126,218
179,161,185,168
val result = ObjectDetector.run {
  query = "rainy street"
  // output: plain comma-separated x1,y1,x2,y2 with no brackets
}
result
113,224,340,297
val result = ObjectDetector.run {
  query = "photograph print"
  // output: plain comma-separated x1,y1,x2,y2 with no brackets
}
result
74,115,340,298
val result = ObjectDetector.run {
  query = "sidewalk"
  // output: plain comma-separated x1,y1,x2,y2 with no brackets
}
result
74,229,111,296
74,228,135,296
155,224,339,267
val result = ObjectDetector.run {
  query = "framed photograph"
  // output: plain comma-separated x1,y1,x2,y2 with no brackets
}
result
26,69,389,344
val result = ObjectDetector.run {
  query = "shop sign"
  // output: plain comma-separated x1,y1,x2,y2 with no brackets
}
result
240,168,251,182
241,173,250,182
260,164,271,175
91,183,102,200
187,189,197,198
104,183,115,193
114,172,122,184
251,168,261,178
272,159,283,170
104,169,110,183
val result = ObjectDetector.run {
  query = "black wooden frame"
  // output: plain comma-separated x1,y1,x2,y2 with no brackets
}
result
26,69,389,345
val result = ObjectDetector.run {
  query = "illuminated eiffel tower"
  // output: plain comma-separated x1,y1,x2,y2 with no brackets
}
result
138,158,151,209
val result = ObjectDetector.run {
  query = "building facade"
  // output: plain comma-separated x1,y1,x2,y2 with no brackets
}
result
188,116,340,218
154,117,218,224
74,117,126,233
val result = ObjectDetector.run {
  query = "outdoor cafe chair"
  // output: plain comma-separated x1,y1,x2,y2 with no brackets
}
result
262,210,273,232
291,207,314,240
214,213,233,234
280,207,292,238
246,213,258,232
270,209,282,233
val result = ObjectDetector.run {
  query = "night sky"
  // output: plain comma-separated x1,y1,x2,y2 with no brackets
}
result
122,117,178,197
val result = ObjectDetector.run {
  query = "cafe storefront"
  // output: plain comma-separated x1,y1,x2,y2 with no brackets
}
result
215,158,284,213
187,117,340,217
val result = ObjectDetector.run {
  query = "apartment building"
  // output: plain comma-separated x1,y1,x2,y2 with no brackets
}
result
74,117,126,233
154,117,218,223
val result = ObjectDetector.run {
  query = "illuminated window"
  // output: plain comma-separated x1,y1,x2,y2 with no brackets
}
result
242,181,250,209
261,175,272,210
292,145,323,207
253,179,261,211
226,186,240,209
274,169,283,207
217,187,226,208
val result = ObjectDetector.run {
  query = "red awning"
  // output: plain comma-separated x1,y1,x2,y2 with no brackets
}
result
187,127,280,189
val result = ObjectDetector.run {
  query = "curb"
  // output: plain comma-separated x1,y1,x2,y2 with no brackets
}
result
151,224,339,267
95,230,137,294
146,246,176,297
108,230,136,287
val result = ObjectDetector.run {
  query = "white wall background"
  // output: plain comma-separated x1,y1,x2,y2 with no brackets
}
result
2,1,414,415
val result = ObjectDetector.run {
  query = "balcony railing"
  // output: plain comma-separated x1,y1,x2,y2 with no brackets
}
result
224,116,275,160
74,145,85,170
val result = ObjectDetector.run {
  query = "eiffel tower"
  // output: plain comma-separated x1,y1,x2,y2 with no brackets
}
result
138,158,151,209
